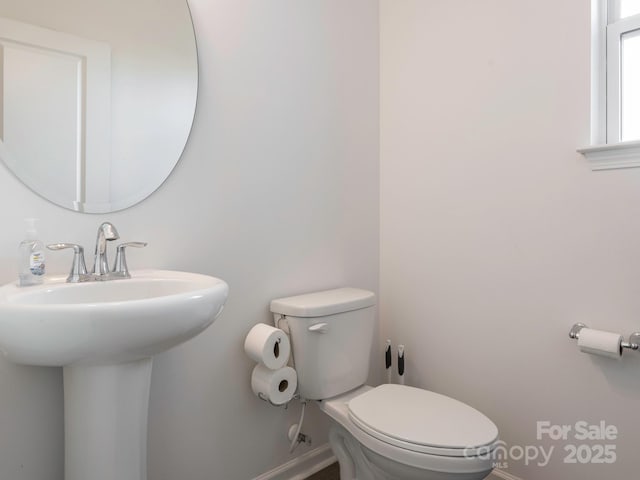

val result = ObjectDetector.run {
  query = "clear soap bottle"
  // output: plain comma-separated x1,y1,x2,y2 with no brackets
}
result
18,218,46,286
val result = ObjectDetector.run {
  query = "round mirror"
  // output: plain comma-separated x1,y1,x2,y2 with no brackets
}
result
0,0,198,213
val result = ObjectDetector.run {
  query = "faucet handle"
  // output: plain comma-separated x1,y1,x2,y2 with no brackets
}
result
112,242,147,278
47,243,88,283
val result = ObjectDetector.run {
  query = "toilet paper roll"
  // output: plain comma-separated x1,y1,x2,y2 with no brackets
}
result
578,328,623,359
244,323,291,370
251,364,298,405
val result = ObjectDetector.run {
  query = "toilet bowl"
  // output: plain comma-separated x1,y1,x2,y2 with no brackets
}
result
320,385,497,480
270,288,498,480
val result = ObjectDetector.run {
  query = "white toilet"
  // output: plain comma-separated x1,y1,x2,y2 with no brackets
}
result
270,288,498,480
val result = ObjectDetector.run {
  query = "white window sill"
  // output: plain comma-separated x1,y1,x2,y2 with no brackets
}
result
578,140,640,170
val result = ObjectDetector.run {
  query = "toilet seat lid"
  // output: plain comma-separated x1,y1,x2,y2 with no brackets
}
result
348,384,498,457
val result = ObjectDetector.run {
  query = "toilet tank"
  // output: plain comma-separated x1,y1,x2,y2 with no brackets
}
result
270,288,376,400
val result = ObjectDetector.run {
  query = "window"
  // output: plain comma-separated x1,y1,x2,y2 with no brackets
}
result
579,0,640,169
608,0,640,142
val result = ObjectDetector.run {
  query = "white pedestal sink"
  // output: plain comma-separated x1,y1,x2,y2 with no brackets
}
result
0,270,228,480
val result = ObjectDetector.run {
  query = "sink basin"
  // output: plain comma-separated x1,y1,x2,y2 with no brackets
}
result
0,269,228,366
0,269,228,480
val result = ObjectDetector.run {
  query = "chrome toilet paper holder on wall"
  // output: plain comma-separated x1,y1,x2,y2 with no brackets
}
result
569,323,640,351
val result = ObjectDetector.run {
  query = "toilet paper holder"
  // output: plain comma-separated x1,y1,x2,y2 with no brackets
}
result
569,323,640,351
257,392,298,408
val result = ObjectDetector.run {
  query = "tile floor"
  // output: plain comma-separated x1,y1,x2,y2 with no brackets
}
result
307,462,339,480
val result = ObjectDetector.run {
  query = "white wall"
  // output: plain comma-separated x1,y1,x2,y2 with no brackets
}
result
381,1,640,479
0,1,379,479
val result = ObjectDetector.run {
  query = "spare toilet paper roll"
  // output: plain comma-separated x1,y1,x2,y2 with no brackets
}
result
251,364,298,405
577,328,623,359
244,323,291,370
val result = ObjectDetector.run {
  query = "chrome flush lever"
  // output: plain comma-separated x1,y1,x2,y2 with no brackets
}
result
112,242,147,278
308,323,329,333
47,243,89,283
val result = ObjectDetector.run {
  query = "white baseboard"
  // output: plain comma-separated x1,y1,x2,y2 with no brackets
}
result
491,468,524,480
252,447,520,480
252,444,336,480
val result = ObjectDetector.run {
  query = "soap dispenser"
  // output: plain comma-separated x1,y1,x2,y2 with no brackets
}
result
18,218,46,286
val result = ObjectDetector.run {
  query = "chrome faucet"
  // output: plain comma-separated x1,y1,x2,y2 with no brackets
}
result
47,222,146,283
93,222,120,277
47,243,90,283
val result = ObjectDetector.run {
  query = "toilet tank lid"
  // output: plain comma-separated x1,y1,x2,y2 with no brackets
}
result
270,288,375,317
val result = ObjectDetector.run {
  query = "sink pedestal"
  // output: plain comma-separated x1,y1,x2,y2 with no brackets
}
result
64,359,153,480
